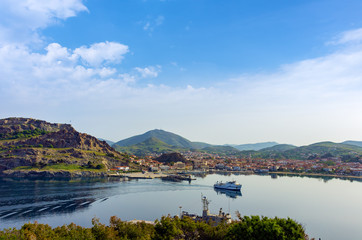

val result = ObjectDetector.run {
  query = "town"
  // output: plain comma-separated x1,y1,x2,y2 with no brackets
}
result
114,151,362,178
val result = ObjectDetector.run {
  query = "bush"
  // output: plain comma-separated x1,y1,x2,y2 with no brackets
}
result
226,216,305,240
0,215,307,240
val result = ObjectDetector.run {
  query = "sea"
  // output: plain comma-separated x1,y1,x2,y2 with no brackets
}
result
1,173,362,240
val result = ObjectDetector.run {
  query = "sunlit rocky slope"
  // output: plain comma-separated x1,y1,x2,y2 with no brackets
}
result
0,118,129,177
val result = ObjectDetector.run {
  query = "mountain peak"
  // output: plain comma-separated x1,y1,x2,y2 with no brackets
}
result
113,129,193,148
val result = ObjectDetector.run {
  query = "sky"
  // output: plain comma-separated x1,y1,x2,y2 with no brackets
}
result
1,0,362,146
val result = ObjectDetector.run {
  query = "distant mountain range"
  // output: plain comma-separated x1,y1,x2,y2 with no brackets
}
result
342,140,362,148
112,129,238,156
226,142,279,151
98,138,115,146
111,129,362,161
241,141,362,160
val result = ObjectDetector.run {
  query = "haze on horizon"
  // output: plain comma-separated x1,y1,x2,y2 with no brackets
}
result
1,0,362,146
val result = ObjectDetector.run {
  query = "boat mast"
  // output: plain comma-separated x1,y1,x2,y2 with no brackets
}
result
201,194,210,217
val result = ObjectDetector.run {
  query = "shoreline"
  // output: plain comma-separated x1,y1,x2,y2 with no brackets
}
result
268,171,362,180
1,169,362,182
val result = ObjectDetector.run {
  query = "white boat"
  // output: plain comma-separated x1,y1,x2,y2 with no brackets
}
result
213,181,241,191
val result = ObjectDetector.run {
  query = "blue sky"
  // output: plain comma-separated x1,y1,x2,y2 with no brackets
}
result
1,0,362,145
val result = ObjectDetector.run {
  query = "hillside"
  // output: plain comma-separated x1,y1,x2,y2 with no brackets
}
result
259,144,297,152
282,142,362,160
342,140,362,148
232,142,279,151
0,117,130,176
238,142,362,160
201,145,240,155
113,130,242,156
113,129,211,149
113,137,188,156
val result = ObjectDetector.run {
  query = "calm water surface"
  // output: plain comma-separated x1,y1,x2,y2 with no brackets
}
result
1,174,362,240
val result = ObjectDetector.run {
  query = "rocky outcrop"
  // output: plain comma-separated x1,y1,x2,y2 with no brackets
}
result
0,117,73,136
154,152,188,164
0,117,129,173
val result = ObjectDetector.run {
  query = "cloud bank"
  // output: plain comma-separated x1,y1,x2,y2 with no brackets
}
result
1,1,362,145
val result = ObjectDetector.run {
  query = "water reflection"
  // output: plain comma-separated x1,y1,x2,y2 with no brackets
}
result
0,198,96,220
214,188,242,199
0,178,121,221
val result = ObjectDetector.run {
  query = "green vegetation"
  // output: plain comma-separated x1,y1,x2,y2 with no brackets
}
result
201,145,240,156
0,129,48,140
236,142,362,161
0,215,307,240
227,215,306,240
113,129,211,149
13,163,106,172
233,142,279,151
114,137,188,156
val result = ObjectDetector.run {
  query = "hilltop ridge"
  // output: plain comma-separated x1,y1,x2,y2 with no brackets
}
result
113,129,211,149
0,117,130,176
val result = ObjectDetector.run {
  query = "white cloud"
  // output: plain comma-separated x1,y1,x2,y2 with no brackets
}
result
74,41,129,67
134,65,161,78
0,0,87,45
329,28,362,45
142,15,164,33
1,0,362,146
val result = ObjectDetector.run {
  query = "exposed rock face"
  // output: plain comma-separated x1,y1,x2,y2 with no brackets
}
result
0,117,128,173
154,152,188,164
0,117,73,135
21,129,115,153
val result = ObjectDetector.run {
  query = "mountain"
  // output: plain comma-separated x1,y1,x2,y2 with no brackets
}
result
201,145,240,155
98,138,115,146
235,141,362,161
113,137,187,156
113,129,211,149
232,142,279,151
0,117,130,176
268,142,362,160
259,144,297,152
342,140,362,148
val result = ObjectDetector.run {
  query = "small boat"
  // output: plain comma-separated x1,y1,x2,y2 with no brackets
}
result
213,181,241,191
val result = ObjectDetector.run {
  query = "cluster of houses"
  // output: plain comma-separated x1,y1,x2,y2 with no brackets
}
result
114,151,362,177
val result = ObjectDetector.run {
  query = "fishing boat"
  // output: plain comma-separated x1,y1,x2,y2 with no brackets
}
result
213,181,241,191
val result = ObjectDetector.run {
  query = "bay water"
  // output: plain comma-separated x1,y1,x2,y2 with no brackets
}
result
1,173,362,239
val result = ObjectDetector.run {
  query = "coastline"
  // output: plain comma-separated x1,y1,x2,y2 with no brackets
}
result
1,169,362,182
269,171,362,180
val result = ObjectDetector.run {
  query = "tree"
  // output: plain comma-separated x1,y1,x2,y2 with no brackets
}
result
226,216,306,240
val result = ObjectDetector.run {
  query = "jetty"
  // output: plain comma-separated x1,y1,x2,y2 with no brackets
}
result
108,171,197,181
161,174,195,182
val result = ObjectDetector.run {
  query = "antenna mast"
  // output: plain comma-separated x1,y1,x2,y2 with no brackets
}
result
202,195,209,211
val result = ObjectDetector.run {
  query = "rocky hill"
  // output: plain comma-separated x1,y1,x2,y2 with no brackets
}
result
154,152,190,165
0,118,130,176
